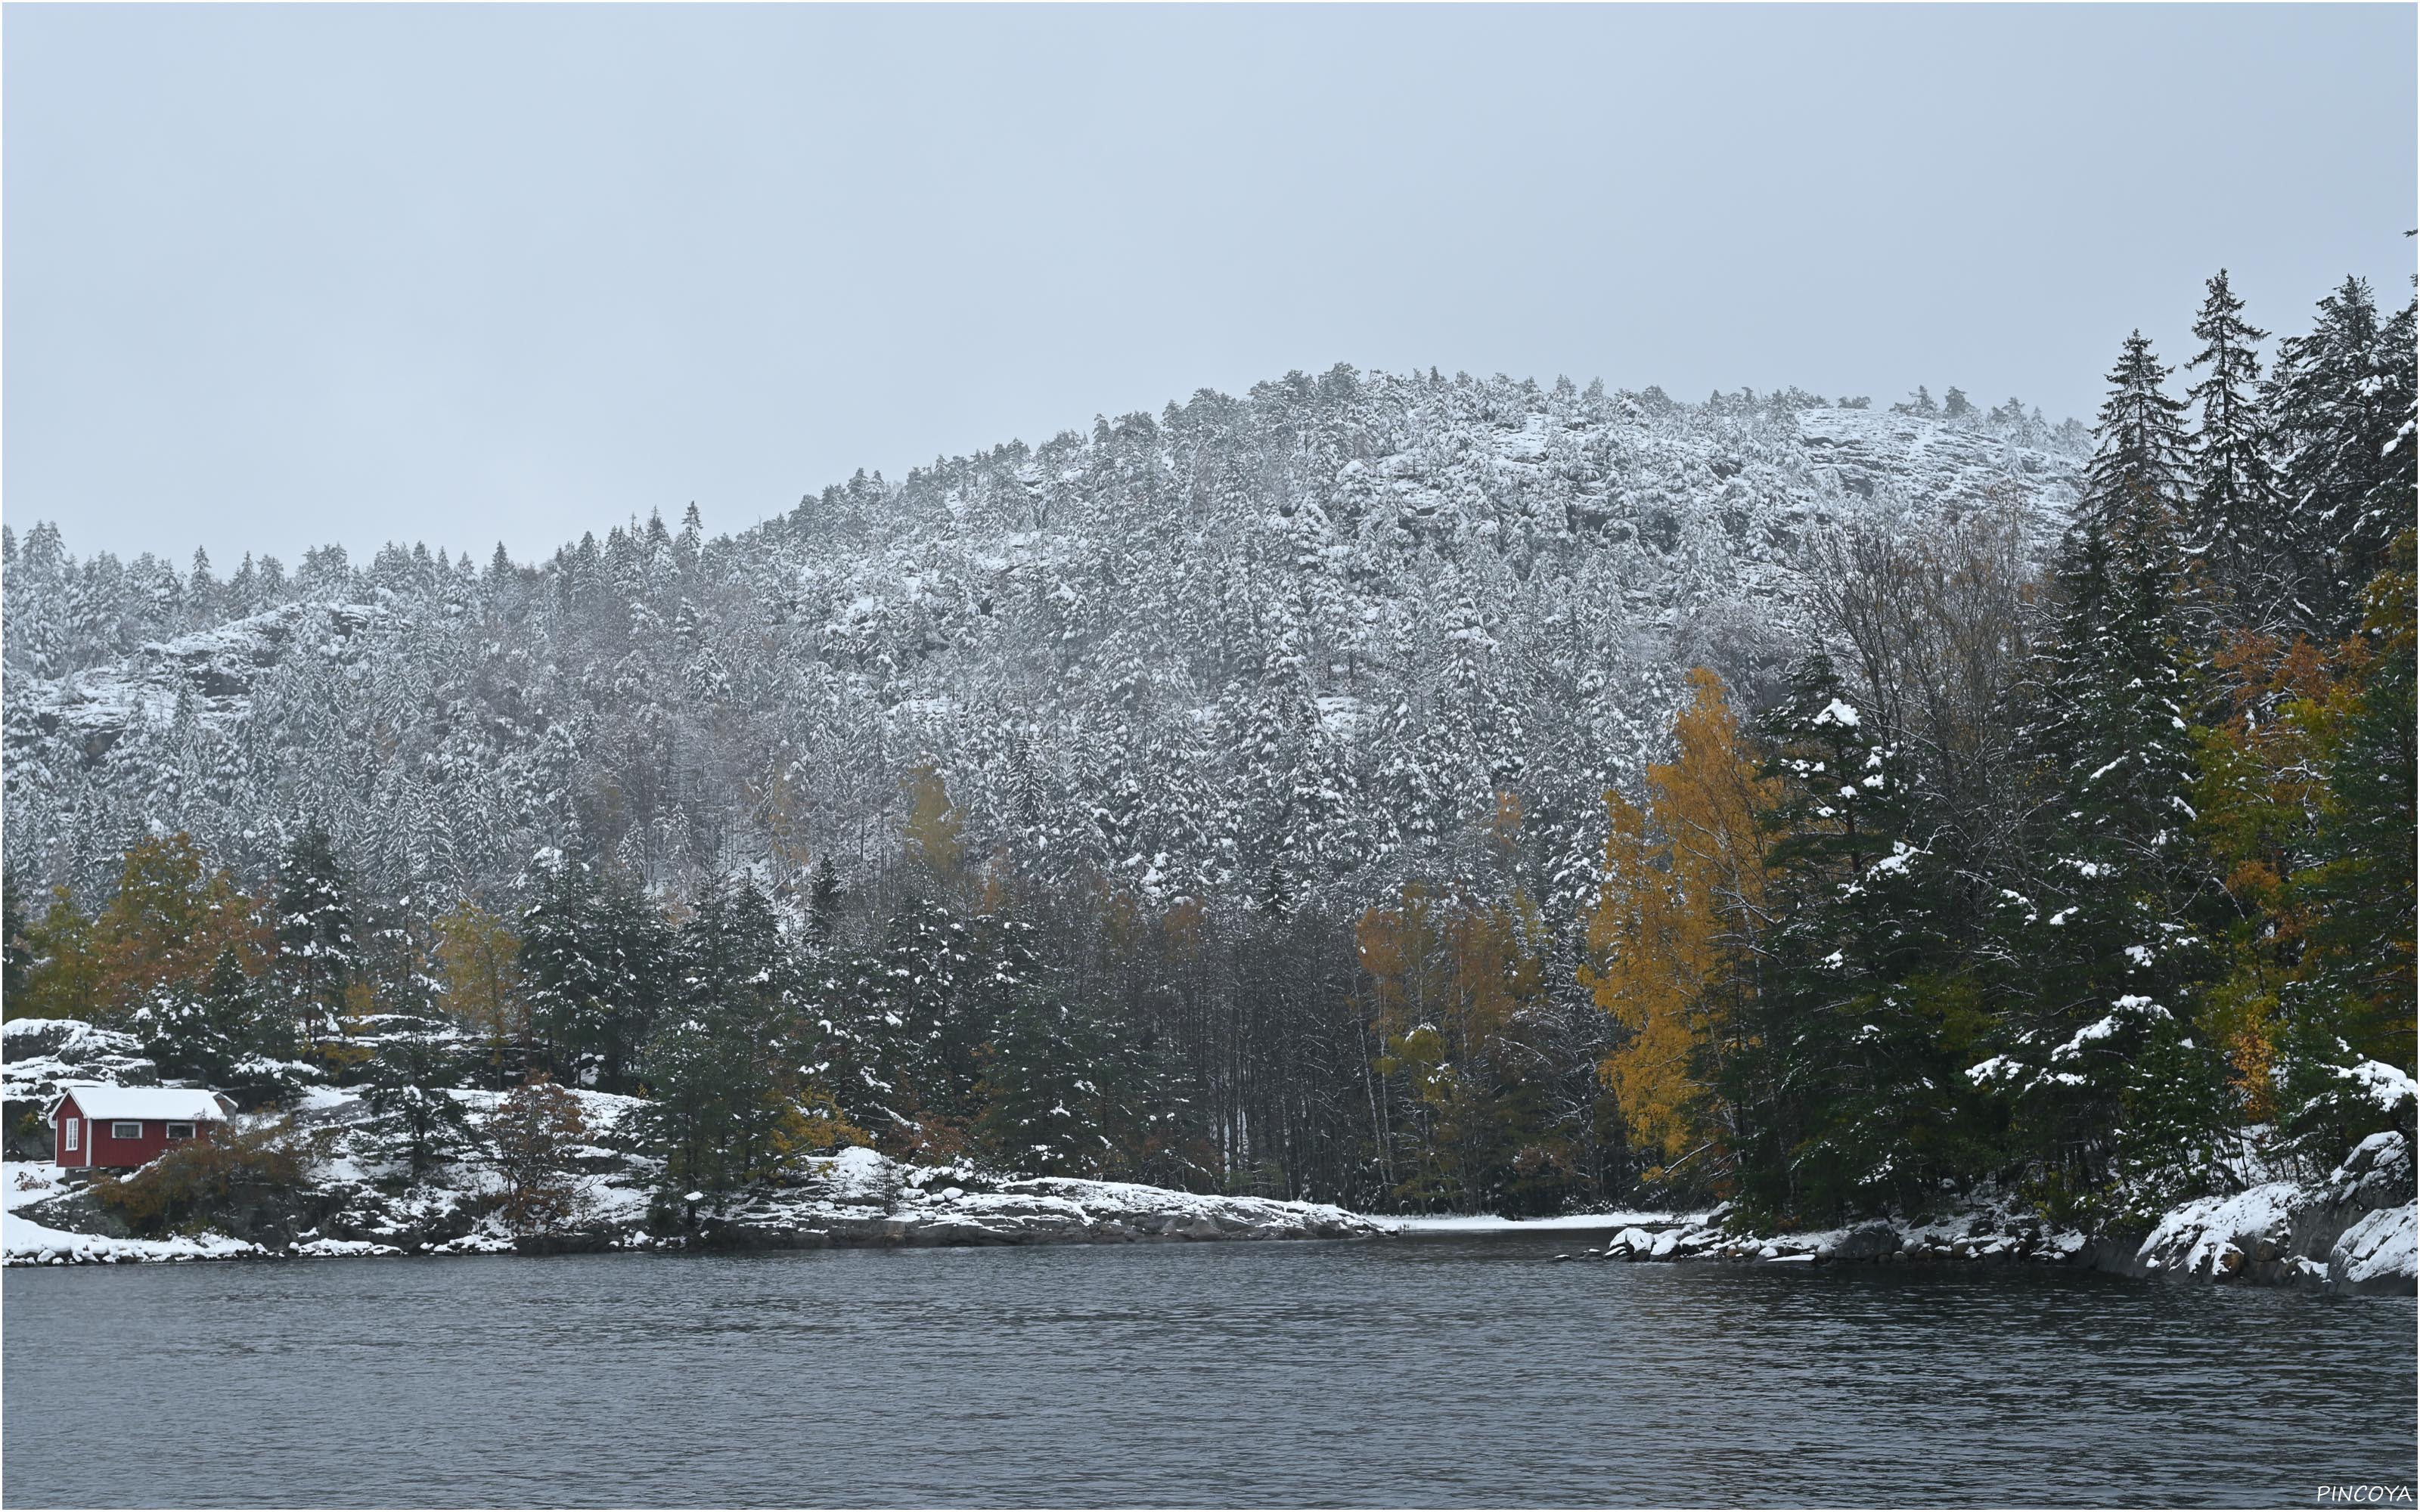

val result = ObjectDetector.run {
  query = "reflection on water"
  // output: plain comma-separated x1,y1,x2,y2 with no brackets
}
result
5,1233,2413,1507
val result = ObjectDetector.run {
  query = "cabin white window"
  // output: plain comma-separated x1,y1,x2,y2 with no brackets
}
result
166,1123,196,1141
111,1121,143,1139
62,1117,79,1151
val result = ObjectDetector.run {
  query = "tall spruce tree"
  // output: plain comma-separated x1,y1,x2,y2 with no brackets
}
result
636,876,811,1201
2266,277,2403,635
975,982,1190,1181
821,897,1022,1152
2081,332,2193,544
2373,293,2417,554
271,826,363,1067
2182,270,2283,629
365,1021,476,1182
1732,655,1981,1222
2,872,29,1009
1992,516,2226,1201
138,946,294,1092
520,855,672,1093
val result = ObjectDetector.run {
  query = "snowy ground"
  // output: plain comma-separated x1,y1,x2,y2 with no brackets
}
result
4,1160,265,1265
1,1135,1379,1266
700,1146,1381,1247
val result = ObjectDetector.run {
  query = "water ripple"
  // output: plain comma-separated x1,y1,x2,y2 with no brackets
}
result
5,1235,2412,1507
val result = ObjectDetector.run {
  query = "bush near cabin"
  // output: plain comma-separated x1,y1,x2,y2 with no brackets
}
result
91,1121,308,1239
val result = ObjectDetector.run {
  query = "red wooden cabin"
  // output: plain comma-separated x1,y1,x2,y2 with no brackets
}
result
48,1085,236,1170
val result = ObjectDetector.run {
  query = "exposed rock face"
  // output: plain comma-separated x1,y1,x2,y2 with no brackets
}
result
6,603,376,764
1819,1219,1902,1263
2121,1132,2417,1294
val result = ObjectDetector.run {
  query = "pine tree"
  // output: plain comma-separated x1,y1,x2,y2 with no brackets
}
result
520,857,669,1092
973,984,1182,1180
1,872,29,1009
2182,270,2283,629
2267,277,2403,635
805,857,843,947
635,876,812,1201
364,1023,475,1182
138,947,292,1091
2372,293,2417,563
1729,654,1984,1222
1990,516,2225,1202
2081,332,2192,545
272,826,362,1063
822,896,1022,1157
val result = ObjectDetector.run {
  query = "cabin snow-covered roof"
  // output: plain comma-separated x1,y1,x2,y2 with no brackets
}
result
50,1085,231,1122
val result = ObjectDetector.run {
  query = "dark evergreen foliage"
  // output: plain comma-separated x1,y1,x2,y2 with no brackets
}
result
2080,332,2193,537
2266,278,2406,634
364,1023,476,1181
271,826,360,1053
634,877,811,1198
1728,655,1987,1222
2182,269,2284,627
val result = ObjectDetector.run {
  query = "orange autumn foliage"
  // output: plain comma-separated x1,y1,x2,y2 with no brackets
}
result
1581,669,1776,1179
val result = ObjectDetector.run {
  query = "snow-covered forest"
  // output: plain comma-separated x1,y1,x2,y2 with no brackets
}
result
4,374,2086,909
3,269,2411,1232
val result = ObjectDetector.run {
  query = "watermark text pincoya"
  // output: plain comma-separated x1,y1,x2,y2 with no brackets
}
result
2317,1486,2413,1504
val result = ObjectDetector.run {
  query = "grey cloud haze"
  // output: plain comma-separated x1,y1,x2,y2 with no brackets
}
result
5,3,2412,566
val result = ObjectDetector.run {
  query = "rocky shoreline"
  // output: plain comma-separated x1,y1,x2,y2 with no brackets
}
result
699,1154,1382,1250
5,1151,1384,1267
6,1017,2409,1290
3,1145,1382,1266
1581,1131,2417,1297
2,1019,1379,1266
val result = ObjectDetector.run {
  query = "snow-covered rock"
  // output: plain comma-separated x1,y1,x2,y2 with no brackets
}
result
3,1161,262,1264
3,1018,160,1096
2,1104,1382,1264
1589,1138,2415,1296
288,1237,405,1259
2,1020,164,1159
693,1152,1380,1250
2122,1132,2418,1294
2130,1182,2303,1281
2326,1203,2418,1294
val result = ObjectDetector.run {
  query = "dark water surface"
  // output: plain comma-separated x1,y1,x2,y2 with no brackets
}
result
5,1232,2413,1507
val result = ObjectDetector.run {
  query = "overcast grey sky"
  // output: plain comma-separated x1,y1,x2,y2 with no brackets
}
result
5,4,2413,568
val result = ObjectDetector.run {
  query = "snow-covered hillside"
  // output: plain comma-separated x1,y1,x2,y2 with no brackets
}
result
3,372,2081,911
